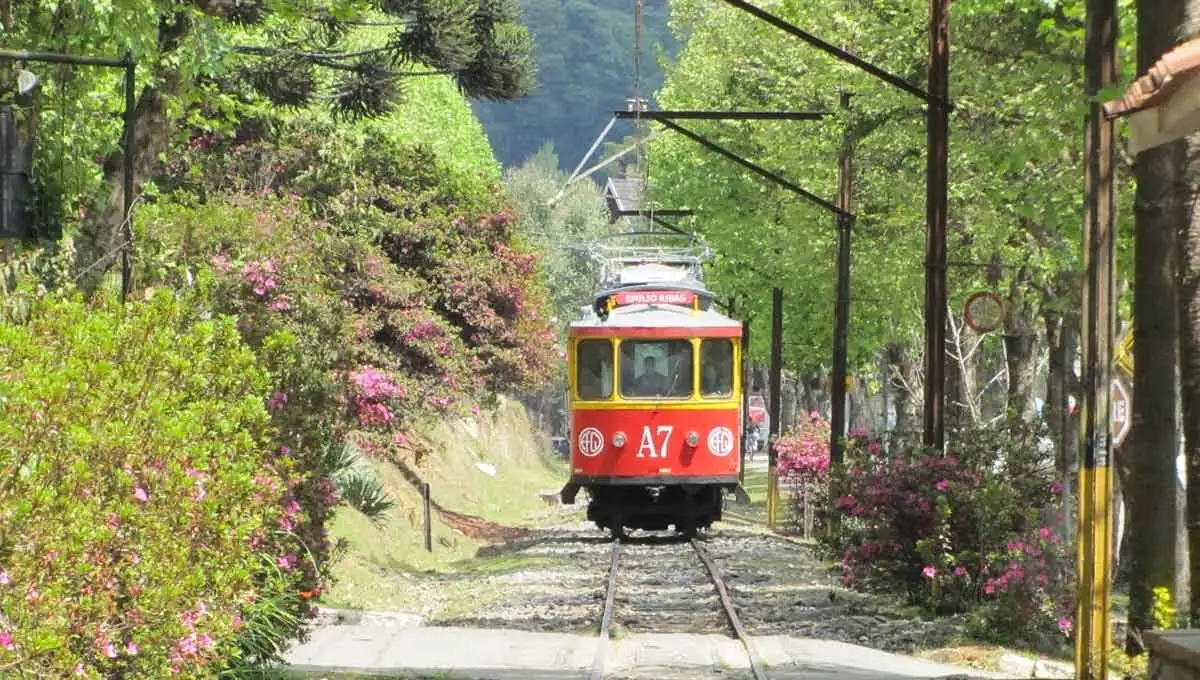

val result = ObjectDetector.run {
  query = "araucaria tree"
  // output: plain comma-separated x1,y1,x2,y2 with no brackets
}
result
1,0,536,293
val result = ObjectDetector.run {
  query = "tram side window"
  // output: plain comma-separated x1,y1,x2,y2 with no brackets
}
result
619,340,693,399
576,340,613,400
701,340,734,398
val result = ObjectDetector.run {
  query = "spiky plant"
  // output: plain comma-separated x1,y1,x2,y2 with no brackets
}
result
236,0,536,120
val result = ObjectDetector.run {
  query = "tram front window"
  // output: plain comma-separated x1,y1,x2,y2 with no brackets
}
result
620,340,693,399
576,340,613,400
701,340,734,397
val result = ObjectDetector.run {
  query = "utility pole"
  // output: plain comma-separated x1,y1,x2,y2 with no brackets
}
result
1076,0,1117,674
830,91,854,469
767,287,783,529
923,0,951,451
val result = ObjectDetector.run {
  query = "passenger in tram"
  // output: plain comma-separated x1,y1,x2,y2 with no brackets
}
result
702,356,733,396
630,356,669,396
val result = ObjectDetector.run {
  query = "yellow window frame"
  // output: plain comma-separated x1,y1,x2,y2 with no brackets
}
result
568,336,741,409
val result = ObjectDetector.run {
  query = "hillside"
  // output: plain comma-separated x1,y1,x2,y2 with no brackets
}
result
473,0,676,169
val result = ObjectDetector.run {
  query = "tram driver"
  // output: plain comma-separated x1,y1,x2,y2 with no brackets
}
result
630,356,670,396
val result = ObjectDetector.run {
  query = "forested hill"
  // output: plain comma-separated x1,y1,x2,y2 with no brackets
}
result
473,0,676,169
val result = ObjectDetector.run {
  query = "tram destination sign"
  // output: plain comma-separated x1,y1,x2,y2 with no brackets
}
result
614,290,696,306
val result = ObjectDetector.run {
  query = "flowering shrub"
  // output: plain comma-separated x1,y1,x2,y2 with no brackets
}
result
776,412,832,536
828,421,1072,645
0,292,297,677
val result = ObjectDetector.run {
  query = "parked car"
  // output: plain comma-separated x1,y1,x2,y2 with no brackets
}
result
550,436,569,458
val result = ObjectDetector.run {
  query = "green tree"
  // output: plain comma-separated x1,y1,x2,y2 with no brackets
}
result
504,143,615,331
1,0,536,293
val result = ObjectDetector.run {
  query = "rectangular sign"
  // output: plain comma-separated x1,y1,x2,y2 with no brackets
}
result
613,290,696,306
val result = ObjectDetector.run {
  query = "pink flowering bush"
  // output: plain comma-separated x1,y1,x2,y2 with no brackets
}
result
776,412,832,535
828,421,1072,646
0,292,297,677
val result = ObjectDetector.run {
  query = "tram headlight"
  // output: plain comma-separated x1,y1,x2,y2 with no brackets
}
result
612,431,627,447
686,431,700,447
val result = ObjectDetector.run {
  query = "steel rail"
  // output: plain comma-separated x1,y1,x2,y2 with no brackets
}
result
590,537,621,680
692,538,770,680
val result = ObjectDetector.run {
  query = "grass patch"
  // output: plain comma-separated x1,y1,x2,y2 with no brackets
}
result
323,397,569,613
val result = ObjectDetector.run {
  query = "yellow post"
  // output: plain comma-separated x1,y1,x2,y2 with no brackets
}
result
766,473,778,529
1075,0,1117,671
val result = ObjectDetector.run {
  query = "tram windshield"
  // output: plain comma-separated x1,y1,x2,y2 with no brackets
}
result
576,340,614,400
701,340,734,398
620,340,693,399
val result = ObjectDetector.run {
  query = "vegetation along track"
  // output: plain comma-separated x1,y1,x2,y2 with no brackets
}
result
590,533,769,680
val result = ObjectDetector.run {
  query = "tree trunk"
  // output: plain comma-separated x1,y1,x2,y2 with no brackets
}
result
1003,272,1039,421
73,71,183,294
72,11,196,294
885,342,920,439
1184,130,1200,625
1044,307,1065,451
1126,128,1184,648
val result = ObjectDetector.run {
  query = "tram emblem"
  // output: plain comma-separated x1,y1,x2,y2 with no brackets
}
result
707,427,735,457
578,427,605,457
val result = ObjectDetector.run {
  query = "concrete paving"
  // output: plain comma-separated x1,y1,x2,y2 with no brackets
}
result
283,617,1020,679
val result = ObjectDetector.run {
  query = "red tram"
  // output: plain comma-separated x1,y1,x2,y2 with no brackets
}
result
559,239,745,537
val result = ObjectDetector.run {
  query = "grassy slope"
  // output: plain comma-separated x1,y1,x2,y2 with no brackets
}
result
323,397,570,612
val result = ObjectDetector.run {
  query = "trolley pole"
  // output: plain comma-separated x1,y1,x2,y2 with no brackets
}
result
1076,0,1117,674
767,287,783,530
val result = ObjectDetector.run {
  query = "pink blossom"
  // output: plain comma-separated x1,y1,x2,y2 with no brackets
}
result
126,641,139,655
75,663,86,675
278,554,298,570
268,391,288,412
130,552,141,565
921,566,936,579
0,569,9,586
934,479,950,492
1058,617,1072,634
1039,527,1053,540
1050,480,1065,495
134,486,149,503
394,432,409,447
953,566,967,577
0,631,13,650
103,641,117,658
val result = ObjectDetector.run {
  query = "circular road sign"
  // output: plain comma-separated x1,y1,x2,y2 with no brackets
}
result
963,292,1006,333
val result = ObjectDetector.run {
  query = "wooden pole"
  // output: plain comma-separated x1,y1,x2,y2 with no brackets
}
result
767,287,783,529
1076,0,1117,673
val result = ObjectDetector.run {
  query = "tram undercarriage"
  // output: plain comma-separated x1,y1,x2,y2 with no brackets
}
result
562,480,733,538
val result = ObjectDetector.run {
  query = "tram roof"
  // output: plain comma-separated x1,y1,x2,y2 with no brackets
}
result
569,302,741,337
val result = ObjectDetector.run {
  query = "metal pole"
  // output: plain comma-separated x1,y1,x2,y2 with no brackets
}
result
922,0,951,452
1076,0,1117,672
120,54,135,305
741,315,750,485
767,287,783,529
422,482,433,552
831,92,854,469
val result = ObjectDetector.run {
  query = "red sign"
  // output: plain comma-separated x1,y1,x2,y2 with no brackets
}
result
614,290,696,306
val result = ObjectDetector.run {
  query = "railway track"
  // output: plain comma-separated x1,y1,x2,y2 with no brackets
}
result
589,534,769,680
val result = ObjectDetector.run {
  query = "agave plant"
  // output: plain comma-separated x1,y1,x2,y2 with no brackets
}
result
321,440,395,524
